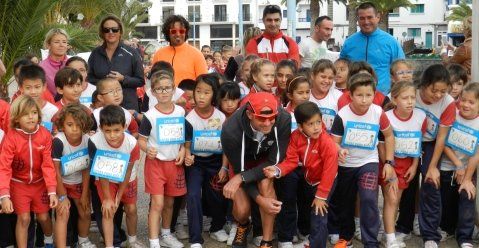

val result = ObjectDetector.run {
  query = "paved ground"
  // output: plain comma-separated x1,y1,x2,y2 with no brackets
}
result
88,154,464,247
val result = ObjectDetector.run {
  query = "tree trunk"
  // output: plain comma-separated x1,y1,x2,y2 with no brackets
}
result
378,11,389,32
348,3,357,36
328,0,333,20
310,0,320,35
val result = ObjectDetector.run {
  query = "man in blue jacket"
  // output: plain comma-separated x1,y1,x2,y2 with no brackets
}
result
340,2,405,94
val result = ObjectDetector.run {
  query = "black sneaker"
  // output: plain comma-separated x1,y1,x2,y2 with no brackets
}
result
259,240,273,248
232,222,251,248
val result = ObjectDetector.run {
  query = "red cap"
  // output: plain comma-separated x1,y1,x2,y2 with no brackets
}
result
247,92,278,118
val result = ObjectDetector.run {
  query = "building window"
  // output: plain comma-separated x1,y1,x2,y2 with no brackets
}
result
410,4,424,13
188,25,200,39
211,40,233,51
162,7,175,21
214,5,227,22
283,9,287,18
243,4,251,21
306,9,311,22
389,7,400,17
188,5,201,22
388,28,393,36
211,24,232,38
407,28,421,38
135,26,158,39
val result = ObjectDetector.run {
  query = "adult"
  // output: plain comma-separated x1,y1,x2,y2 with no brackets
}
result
299,16,334,68
39,28,69,97
221,92,291,248
151,15,207,86
340,2,405,94
245,5,300,65
201,45,212,57
88,15,145,112
224,27,262,82
448,16,472,78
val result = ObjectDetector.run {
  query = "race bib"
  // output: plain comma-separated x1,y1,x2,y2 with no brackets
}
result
393,131,422,157
79,96,92,104
90,150,129,182
60,149,89,176
424,110,440,138
192,130,222,154
341,121,379,150
156,117,185,145
446,122,479,156
42,121,53,132
320,108,336,132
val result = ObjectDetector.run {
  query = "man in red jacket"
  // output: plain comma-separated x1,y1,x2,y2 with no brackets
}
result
245,5,300,66
264,102,338,248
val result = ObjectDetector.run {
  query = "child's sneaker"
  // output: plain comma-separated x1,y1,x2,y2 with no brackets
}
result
227,223,237,246
460,243,474,248
385,240,406,248
424,241,438,248
334,239,353,248
210,229,228,242
160,233,184,248
259,240,273,248
127,241,147,248
231,222,251,248
175,223,189,240
395,232,411,241
190,244,202,248
77,240,97,248
278,242,294,248
329,234,339,244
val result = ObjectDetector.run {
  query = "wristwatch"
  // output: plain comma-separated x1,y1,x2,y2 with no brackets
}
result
58,195,67,202
385,160,395,167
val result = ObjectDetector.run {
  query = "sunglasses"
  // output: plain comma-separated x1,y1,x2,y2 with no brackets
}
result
170,28,186,35
103,27,120,33
254,114,277,122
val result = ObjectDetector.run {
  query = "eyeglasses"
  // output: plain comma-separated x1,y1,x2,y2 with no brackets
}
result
152,86,174,94
170,29,186,35
395,70,414,76
103,27,121,33
100,88,123,96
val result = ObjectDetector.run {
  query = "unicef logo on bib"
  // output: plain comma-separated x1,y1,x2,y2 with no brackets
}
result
79,96,92,104
341,121,379,150
393,131,422,157
446,122,479,156
90,150,130,182
61,148,89,176
156,117,185,145
192,130,222,154
320,108,336,132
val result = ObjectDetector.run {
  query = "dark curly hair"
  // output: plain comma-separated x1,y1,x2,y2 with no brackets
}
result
162,15,190,43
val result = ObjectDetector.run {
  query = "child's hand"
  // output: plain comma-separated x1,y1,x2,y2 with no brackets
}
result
49,194,58,209
185,154,195,166
382,164,396,182
311,198,328,216
176,146,186,166
79,191,91,212
338,148,348,164
459,179,476,200
146,147,158,160
102,198,116,219
218,167,229,183
455,168,466,185
0,197,13,214
57,197,70,215
425,167,440,189
404,165,417,183
263,166,278,179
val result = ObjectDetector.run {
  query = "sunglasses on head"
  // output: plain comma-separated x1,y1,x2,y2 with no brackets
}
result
170,28,186,35
103,27,120,33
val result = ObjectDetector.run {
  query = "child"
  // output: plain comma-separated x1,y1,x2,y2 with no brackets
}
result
330,73,395,248
222,45,233,62
52,104,95,248
92,78,138,137
12,58,55,104
447,63,468,100
238,54,259,97
246,59,276,95
283,76,311,127
334,58,350,92
184,74,227,248
276,59,297,101
177,79,197,114
264,101,338,248
88,105,142,248
213,51,225,74
218,82,241,118
55,67,83,109
66,57,97,109
380,81,426,248
206,55,216,73
390,60,414,87
138,72,186,248
18,64,59,132
0,95,58,248
439,83,479,248
309,59,343,132
415,64,455,248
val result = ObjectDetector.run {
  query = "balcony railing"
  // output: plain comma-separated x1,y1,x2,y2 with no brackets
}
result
213,14,228,22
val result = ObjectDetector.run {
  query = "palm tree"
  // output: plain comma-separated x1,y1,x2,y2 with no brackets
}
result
105,0,152,39
446,0,472,21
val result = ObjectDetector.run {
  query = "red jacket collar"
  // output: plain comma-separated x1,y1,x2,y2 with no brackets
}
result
262,30,284,40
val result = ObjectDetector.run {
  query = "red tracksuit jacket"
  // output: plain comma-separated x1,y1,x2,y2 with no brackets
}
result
277,129,338,200
0,125,57,197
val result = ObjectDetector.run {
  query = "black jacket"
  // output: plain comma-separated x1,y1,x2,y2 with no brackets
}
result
88,42,145,111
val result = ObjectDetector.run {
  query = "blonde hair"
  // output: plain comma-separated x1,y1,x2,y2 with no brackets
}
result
242,27,262,55
463,16,472,38
390,59,415,75
10,95,42,129
150,70,174,89
247,59,275,87
384,80,416,111
43,28,69,49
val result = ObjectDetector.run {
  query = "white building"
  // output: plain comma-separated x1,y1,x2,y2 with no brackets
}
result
136,0,449,50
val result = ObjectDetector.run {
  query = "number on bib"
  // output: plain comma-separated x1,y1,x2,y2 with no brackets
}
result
393,131,422,157
341,121,379,150
156,117,185,145
446,122,479,156
61,148,89,176
90,150,130,182
192,130,222,154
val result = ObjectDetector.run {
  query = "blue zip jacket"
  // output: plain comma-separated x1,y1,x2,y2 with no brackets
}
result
340,29,405,94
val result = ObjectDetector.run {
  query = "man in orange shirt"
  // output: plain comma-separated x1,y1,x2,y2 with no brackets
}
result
151,15,207,85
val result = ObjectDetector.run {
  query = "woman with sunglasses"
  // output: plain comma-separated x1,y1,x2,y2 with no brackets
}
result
88,15,145,112
151,15,207,86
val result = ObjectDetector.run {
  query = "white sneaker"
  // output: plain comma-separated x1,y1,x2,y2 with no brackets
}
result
128,241,147,248
292,235,299,243
226,224,237,246
77,240,97,248
395,232,411,241
278,242,294,248
297,232,308,242
175,224,189,240
190,244,202,248
329,234,339,244
413,216,421,236
424,241,438,248
386,240,406,248
160,234,184,248
210,229,228,242
252,236,262,247
438,228,454,241
460,243,474,248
